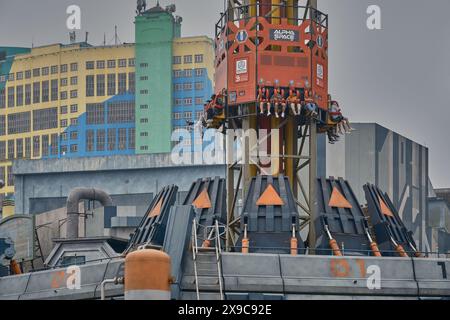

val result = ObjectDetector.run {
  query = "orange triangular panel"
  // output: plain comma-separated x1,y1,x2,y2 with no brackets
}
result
256,184,284,206
192,189,212,209
379,197,394,217
328,187,353,209
149,198,163,218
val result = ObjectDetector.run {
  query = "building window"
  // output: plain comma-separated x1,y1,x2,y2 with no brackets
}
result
174,83,182,91
0,88,5,108
42,67,49,76
119,59,127,68
25,70,31,79
25,84,31,105
129,58,135,67
107,60,116,68
140,62,148,68
96,74,105,96
129,72,135,94
16,139,23,158
33,136,40,158
8,73,14,82
70,118,78,126
7,166,13,187
108,128,116,151
8,87,14,108
184,112,192,119
185,69,193,77
97,129,106,151
51,134,58,155
128,128,135,150
70,131,78,140
7,112,31,134
107,74,116,95
70,76,78,85
195,54,204,63
70,63,78,72
140,146,148,151
60,64,68,73
173,56,182,64
108,100,135,124
140,76,148,81
86,103,105,124
184,83,193,91
33,82,40,103
25,137,31,158
195,111,203,119
174,98,183,106
60,119,68,127
70,104,78,113
184,97,193,105
140,118,148,124
33,108,58,131
118,73,127,94
0,115,5,136
16,85,24,106
118,128,127,150
86,130,94,152
173,70,183,78
0,75,5,83
51,65,58,74
195,97,204,105
140,89,148,95
96,60,105,69
86,61,94,70
61,132,68,141
61,78,68,87
184,55,193,64
0,141,5,160
16,72,23,80
140,132,148,137
70,90,77,99
173,112,182,120
60,145,68,155
86,75,95,97
195,82,204,90
41,81,49,102
60,91,68,100
33,68,40,77
51,79,58,101
70,144,78,153
60,105,68,114
7,140,14,159
140,104,148,109
42,135,49,157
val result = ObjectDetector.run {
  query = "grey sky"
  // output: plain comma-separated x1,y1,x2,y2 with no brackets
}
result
0,0,449,188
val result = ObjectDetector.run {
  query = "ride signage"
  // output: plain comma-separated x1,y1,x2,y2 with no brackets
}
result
270,29,299,42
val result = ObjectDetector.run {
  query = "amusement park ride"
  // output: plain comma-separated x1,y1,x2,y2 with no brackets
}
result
3,0,450,301
203,0,341,250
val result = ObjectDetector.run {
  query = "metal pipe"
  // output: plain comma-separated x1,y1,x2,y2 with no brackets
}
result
101,278,120,300
66,188,114,239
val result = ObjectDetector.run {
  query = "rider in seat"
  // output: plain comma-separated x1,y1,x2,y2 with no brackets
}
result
287,81,301,116
271,80,286,118
329,100,354,134
258,79,271,116
303,86,318,118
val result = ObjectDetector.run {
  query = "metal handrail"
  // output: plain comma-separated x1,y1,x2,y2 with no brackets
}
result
215,220,225,300
191,219,200,300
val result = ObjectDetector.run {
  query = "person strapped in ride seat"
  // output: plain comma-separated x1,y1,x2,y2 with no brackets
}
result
258,79,271,116
287,81,301,116
271,80,286,118
304,87,318,118
329,100,354,134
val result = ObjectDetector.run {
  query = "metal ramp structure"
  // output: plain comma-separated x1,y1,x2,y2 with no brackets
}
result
125,185,178,252
314,177,374,256
364,183,421,257
238,175,305,254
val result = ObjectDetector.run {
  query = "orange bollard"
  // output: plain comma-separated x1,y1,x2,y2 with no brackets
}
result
370,242,382,257
329,239,343,256
290,238,298,256
242,238,249,254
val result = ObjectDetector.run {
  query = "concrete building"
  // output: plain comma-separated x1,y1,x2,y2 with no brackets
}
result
0,3,215,198
327,123,431,253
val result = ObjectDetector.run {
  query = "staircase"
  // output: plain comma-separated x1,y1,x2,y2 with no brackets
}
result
191,219,225,300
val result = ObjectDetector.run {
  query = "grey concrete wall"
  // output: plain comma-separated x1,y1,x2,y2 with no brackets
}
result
13,153,226,216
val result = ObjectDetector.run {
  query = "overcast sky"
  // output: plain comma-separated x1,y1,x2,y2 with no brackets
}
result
0,0,449,188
